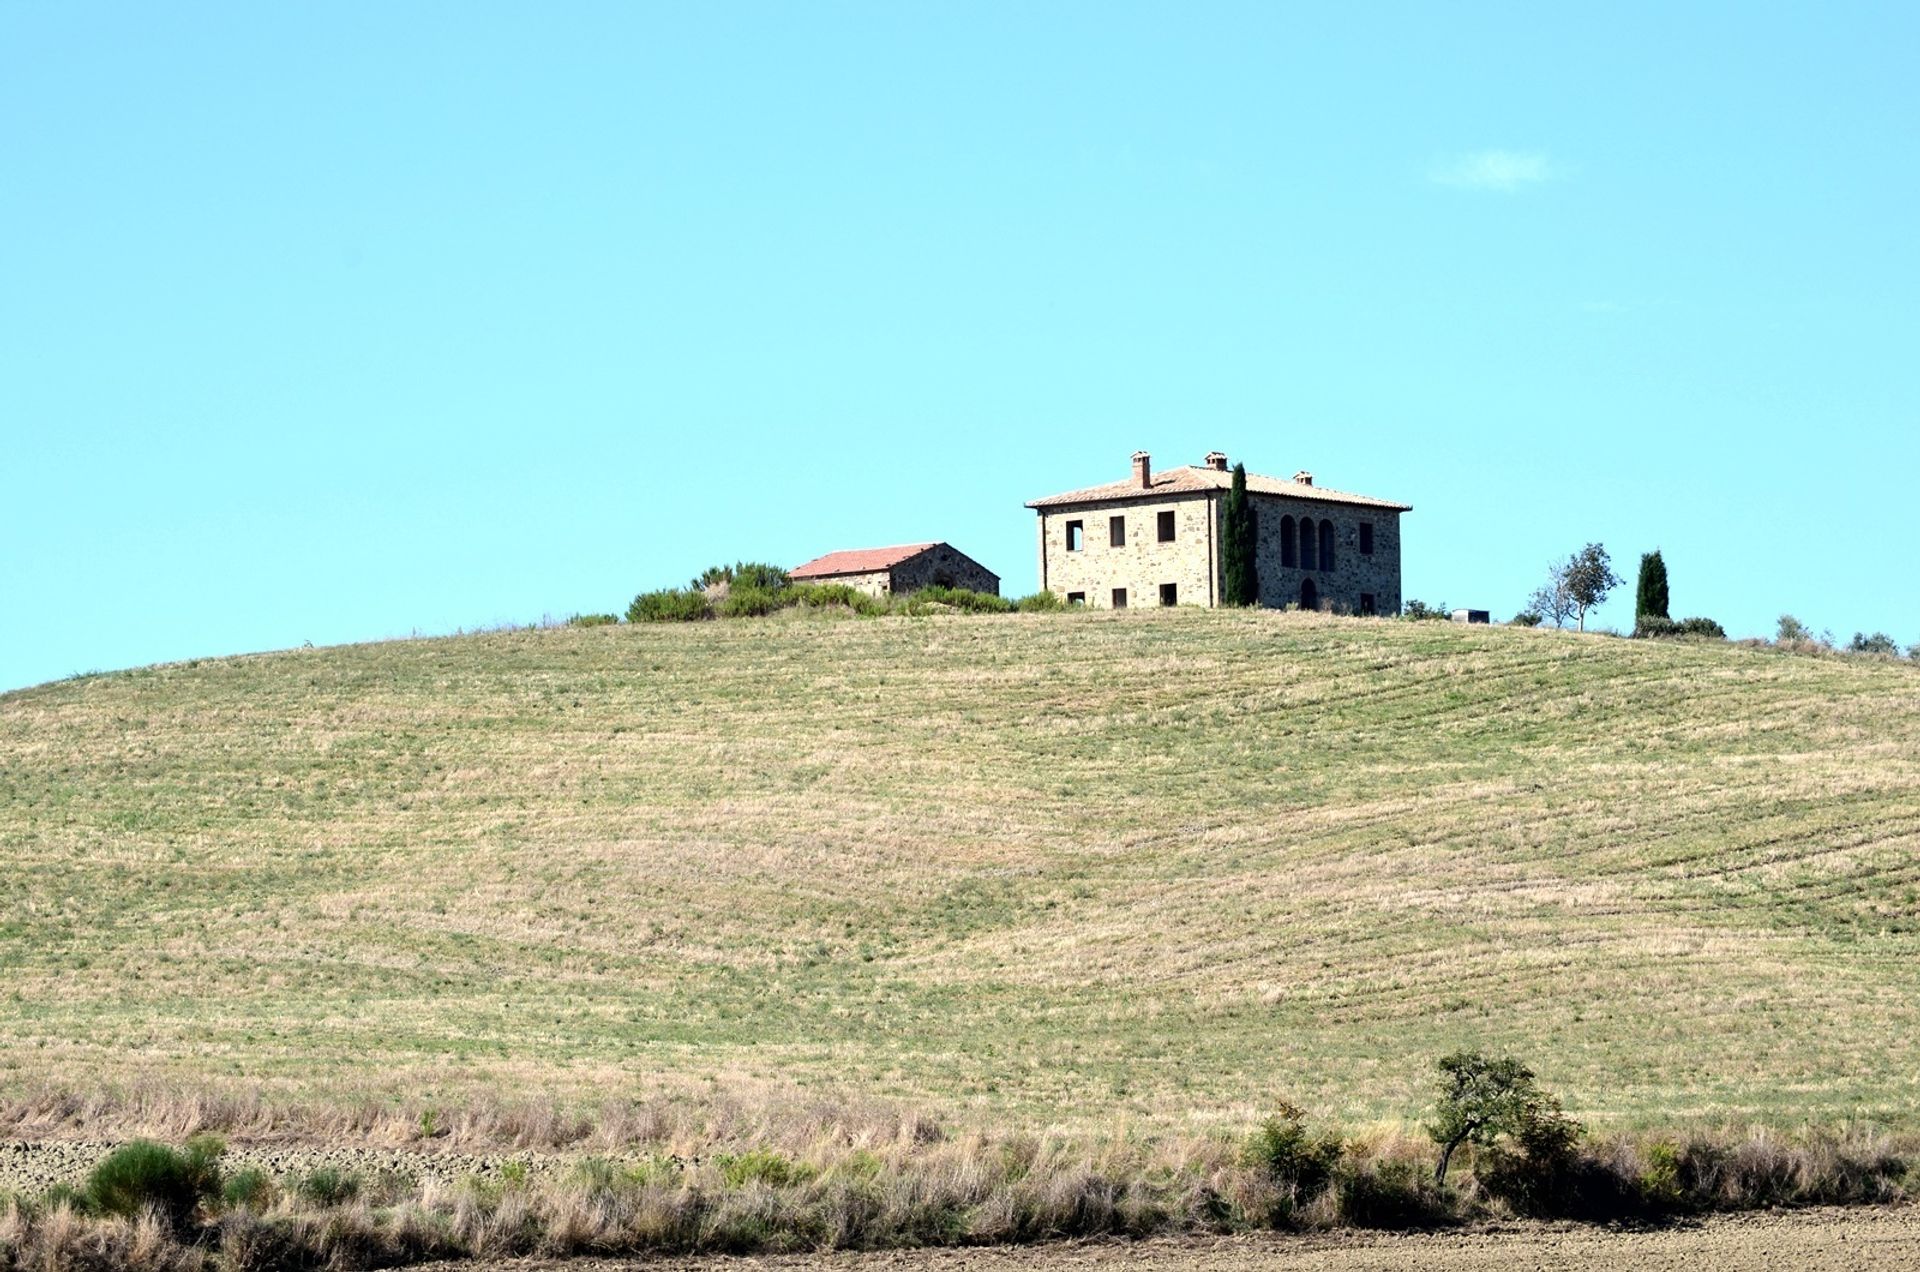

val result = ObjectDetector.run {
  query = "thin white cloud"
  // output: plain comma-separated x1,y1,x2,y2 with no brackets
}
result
1430,150,1560,193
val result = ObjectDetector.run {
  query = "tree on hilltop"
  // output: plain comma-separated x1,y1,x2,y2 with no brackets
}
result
1533,543,1620,632
1636,550,1669,622
1221,463,1258,606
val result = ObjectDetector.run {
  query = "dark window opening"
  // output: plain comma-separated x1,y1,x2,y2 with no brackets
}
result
1109,515,1126,547
1159,582,1178,607
1111,588,1127,608
1066,591,1085,605
1359,522,1374,555
1280,515,1297,568
1299,517,1316,571
1300,578,1318,611
1360,592,1376,616
1157,510,1176,542
1319,518,1334,571
1065,520,1084,551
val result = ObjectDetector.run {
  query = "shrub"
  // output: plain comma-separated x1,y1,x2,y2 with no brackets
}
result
1677,616,1725,638
1777,614,1815,644
716,1149,814,1189
1509,611,1542,627
1402,599,1449,622
1332,1157,1453,1228
910,586,1013,614
627,589,712,623
294,1167,359,1206
1633,615,1681,639
84,1136,223,1230
220,1167,273,1211
1013,590,1064,612
1241,1104,1343,1218
1849,631,1899,656
692,561,791,592
788,582,886,615
1475,1108,1593,1217
718,585,787,618
565,613,618,628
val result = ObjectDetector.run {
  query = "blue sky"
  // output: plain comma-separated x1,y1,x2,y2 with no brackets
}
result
4,2,1916,690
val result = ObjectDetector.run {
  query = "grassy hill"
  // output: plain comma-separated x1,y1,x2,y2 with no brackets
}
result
4,610,1918,1135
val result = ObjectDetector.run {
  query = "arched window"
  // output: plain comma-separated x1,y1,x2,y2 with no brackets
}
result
1319,519,1334,572
1300,577,1318,611
1280,516,1297,568
1299,518,1316,571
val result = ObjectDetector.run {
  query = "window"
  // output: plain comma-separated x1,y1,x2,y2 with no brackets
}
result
1359,521,1374,555
1066,591,1086,605
1360,592,1376,616
1109,515,1126,547
1066,520,1084,551
1299,518,1316,570
1280,516,1297,568
1159,582,1178,607
1319,519,1334,571
1157,510,1176,542
1111,587,1127,608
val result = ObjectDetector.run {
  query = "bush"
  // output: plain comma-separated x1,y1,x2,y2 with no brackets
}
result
1013,590,1065,612
565,613,618,628
1402,599,1449,622
1333,1157,1453,1228
1678,616,1725,638
220,1167,274,1211
627,589,712,623
691,561,791,592
1509,611,1542,627
1777,614,1816,644
788,582,885,615
1849,631,1899,656
718,585,787,618
294,1167,359,1206
84,1136,223,1230
716,1149,814,1189
1633,615,1682,639
1241,1104,1343,1217
909,586,1013,614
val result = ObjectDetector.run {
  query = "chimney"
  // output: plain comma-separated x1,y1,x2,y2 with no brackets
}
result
1293,470,1314,486
1204,451,1228,472
1132,450,1152,489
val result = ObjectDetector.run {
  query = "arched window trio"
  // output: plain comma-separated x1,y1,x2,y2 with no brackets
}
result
1279,515,1336,572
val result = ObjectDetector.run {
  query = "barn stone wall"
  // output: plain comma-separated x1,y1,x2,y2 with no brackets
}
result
889,544,1001,596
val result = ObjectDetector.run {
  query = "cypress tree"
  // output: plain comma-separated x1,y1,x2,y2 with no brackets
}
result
1222,464,1258,606
1636,550,1670,621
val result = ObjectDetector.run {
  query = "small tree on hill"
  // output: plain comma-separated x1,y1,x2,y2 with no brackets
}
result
1426,1051,1579,1187
1534,543,1620,632
1221,463,1258,606
1527,573,1575,629
1635,550,1669,622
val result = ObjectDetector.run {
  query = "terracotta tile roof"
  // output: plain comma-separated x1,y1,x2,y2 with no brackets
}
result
1025,465,1411,512
790,542,940,578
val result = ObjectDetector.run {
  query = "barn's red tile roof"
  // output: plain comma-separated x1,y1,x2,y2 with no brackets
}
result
790,542,940,578
1026,464,1411,512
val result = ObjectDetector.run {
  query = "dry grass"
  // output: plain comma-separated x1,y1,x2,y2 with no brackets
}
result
3,610,1919,1135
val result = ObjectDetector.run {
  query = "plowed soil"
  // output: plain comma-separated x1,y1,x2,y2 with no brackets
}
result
475,1206,1920,1272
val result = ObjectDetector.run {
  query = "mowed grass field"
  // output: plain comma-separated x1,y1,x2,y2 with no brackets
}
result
3,610,1918,1134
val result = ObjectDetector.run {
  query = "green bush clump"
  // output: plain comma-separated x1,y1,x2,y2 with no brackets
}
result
294,1167,360,1206
789,582,886,614
84,1135,224,1230
1637,616,1726,640
716,1149,815,1189
718,585,785,618
1242,1105,1343,1206
1509,610,1542,627
911,585,1014,614
1849,631,1900,656
1402,599,1449,621
1013,590,1065,612
1677,617,1726,638
565,613,619,627
220,1166,274,1210
627,589,712,623
691,561,791,592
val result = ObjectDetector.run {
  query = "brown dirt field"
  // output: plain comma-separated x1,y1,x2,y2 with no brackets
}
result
473,1206,1920,1272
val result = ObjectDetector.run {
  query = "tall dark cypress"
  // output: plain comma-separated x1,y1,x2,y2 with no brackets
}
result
1636,550,1670,621
1222,463,1258,606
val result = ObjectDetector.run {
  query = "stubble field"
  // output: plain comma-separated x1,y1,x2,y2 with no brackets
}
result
4,608,1918,1137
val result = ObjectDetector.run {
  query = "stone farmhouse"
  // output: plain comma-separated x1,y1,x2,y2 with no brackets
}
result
1026,451,1410,613
790,542,1000,599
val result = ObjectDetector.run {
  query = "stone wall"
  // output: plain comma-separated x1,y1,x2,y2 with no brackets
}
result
1035,493,1403,613
1036,493,1219,608
807,569,894,599
1247,495,1402,615
890,544,1001,596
